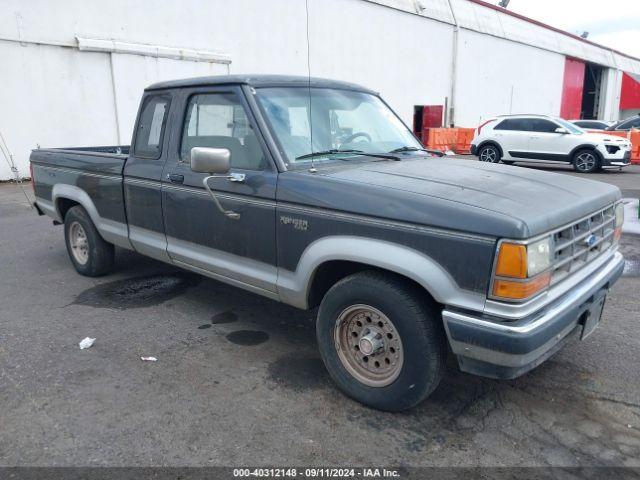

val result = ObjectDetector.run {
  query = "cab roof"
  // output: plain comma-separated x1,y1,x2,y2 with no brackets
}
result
146,74,377,94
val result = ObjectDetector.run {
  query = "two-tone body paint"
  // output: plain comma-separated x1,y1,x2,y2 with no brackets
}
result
30,75,620,316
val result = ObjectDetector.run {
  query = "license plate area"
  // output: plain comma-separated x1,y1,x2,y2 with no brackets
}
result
581,291,606,340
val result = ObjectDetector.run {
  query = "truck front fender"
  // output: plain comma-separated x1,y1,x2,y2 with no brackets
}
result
277,235,486,312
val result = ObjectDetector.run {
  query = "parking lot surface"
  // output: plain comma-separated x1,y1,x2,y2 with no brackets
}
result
1,163,640,467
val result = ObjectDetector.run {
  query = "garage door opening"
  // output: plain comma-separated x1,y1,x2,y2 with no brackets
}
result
581,63,604,119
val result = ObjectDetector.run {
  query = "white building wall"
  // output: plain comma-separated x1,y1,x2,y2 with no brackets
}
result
0,0,455,179
598,68,624,122
454,29,565,126
0,40,120,175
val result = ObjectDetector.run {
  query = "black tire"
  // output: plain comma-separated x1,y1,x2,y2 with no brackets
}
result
572,148,601,173
316,271,447,412
478,144,501,163
64,205,115,276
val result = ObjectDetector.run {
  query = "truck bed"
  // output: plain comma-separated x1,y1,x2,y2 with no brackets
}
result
30,145,129,177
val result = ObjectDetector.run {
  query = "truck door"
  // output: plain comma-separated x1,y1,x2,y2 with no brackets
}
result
161,86,278,295
123,92,173,262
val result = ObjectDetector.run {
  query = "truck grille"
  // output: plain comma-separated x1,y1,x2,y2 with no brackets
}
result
550,204,616,285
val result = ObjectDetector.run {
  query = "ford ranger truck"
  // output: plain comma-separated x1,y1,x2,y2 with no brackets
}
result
30,75,625,412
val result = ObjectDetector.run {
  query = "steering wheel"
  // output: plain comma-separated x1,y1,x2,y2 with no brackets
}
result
340,132,372,145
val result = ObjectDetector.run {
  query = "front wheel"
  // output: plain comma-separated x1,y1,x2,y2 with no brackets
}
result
573,149,601,173
316,271,447,412
64,205,115,276
478,144,501,163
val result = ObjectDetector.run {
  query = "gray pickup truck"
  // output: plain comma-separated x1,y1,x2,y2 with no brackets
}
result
31,75,625,411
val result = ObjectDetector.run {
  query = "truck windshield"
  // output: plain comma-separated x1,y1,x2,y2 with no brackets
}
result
256,87,422,166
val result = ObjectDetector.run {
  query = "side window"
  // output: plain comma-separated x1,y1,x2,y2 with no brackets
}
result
494,119,530,131
530,119,559,133
629,118,640,130
134,96,170,159
180,93,266,170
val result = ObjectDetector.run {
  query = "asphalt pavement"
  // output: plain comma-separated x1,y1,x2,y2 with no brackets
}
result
1,163,639,469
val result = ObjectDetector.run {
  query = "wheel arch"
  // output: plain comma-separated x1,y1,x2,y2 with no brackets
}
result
569,144,603,162
477,141,504,158
52,184,131,249
277,236,485,312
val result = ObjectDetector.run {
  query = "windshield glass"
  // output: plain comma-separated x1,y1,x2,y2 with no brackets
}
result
256,87,422,166
556,118,584,135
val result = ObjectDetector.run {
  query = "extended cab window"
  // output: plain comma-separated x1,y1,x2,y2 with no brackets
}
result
134,96,170,159
494,119,531,131
180,93,266,170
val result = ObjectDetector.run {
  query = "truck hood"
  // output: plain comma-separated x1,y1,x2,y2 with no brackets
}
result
291,157,621,238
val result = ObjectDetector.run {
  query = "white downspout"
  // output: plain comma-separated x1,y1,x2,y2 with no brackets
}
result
445,0,459,127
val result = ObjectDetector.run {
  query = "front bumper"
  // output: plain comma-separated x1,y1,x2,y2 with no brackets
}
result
470,144,477,155
442,252,624,379
601,147,632,167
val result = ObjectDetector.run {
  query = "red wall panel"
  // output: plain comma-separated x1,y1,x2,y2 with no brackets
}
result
620,73,640,110
560,58,585,119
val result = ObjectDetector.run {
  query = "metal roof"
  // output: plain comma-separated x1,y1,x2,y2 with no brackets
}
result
146,74,376,93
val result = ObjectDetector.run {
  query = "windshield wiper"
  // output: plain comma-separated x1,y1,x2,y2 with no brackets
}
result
295,149,364,160
389,146,444,157
296,149,400,161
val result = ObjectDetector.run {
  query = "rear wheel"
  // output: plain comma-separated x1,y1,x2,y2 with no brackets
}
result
478,144,501,163
64,206,115,276
573,149,601,173
316,271,447,412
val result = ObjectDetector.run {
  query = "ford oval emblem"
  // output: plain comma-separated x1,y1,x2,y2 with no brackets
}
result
584,234,598,248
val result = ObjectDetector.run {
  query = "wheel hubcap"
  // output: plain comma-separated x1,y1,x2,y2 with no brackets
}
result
480,148,497,162
69,222,89,265
334,304,404,387
576,153,596,171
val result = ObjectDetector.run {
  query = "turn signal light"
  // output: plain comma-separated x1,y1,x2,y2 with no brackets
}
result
492,272,551,301
614,227,622,242
495,243,527,279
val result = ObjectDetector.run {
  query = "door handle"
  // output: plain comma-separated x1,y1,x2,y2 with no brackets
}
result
167,173,184,184
227,173,245,183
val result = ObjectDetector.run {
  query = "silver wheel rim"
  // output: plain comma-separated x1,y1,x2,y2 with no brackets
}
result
69,221,89,265
334,304,404,387
480,148,497,162
576,152,596,172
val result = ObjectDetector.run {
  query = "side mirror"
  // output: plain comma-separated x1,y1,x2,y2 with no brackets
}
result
190,147,231,174
555,127,569,134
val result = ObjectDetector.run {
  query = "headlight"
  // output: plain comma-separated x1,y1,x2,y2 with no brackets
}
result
527,238,552,277
492,237,553,301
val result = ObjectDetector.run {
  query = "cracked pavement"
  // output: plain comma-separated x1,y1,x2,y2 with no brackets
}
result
1,165,639,467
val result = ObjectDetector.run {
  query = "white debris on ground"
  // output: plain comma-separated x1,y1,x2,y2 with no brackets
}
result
140,356,157,362
622,198,640,235
78,337,95,349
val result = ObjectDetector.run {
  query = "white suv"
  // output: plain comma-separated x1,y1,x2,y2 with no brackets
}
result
470,115,632,173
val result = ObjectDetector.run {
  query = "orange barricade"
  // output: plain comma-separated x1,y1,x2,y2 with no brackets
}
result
426,128,458,152
630,130,640,164
455,128,476,154
426,127,476,154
